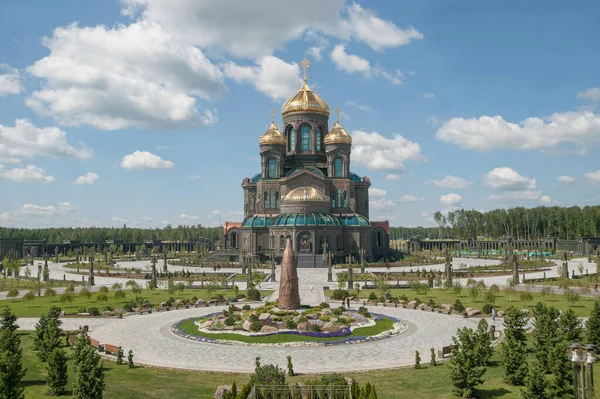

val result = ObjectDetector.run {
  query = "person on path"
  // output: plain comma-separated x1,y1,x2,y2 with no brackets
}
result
594,283,598,293
491,308,496,321
346,297,350,308
310,285,313,293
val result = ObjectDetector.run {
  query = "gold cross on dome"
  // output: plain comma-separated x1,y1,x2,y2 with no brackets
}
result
299,55,312,83
270,108,276,123
334,107,342,122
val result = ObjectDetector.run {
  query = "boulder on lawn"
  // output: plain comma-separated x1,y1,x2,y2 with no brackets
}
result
497,310,506,317
322,322,341,333
306,313,318,320
195,299,207,307
258,313,272,322
260,325,278,334
242,320,252,331
201,320,215,328
297,322,310,332
441,303,453,311
407,300,418,309
466,308,482,317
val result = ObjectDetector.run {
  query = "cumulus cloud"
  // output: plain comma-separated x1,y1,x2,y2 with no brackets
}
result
344,100,372,112
352,130,425,171
0,119,92,164
111,216,128,223
74,172,99,185
585,170,600,183
339,3,423,51
436,108,600,153
305,30,329,62
179,213,200,221
223,56,302,101
398,194,424,203
483,167,536,191
385,174,401,181
369,188,387,198
21,203,57,215
429,175,474,189
0,64,23,96
557,175,575,185
1,164,55,183
120,151,174,170
577,87,600,104
330,44,404,84
27,21,225,130
487,190,542,201
440,193,462,207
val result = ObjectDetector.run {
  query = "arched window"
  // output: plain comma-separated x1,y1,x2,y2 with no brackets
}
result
343,191,348,207
301,125,310,151
275,191,280,208
269,188,275,208
316,127,323,151
337,188,342,208
267,159,276,178
279,235,285,249
334,157,343,177
263,191,268,210
287,126,295,152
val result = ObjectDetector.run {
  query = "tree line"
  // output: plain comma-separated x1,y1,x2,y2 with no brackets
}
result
0,224,223,244
391,205,600,240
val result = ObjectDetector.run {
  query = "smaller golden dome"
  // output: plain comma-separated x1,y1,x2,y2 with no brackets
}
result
282,187,329,202
281,83,330,117
324,121,352,145
259,122,286,146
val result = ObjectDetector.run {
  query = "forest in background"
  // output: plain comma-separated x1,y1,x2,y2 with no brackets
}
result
1,205,599,243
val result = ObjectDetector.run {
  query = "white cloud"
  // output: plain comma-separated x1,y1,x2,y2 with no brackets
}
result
111,216,128,223
426,115,441,127
305,30,329,62
352,130,425,171
369,188,387,198
398,194,424,203
188,175,201,181
21,203,57,215
436,110,600,152
539,196,553,204
74,172,99,185
483,167,536,191
58,202,79,212
429,175,474,189
577,87,600,104
211,210,221,215
330,44,403,84
0,64,23,96
344,100,372,112
179,213,200,221
385,174,401,181
223,56,302,101
0,212,11,222
557,175,575,184
585,170,600,183
440,193,462,207
421,212,429,217
421,93,436,100
340,3,423,51
27,21,225,130
0,119,92,164
487,190,542,201
121,151,174,170
1,164,55,183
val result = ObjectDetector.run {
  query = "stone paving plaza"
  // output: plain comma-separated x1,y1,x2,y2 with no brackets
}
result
13,256,599,373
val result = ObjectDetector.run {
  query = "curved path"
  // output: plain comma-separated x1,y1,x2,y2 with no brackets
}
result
74,305,487,373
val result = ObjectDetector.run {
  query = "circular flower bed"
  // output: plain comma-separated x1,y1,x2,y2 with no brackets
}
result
170,303,407,347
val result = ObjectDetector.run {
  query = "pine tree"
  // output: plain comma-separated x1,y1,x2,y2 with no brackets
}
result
0,307,26,399
499,306,528,385
34,306,62,361
430,347,437,367
557,308,582,343
368,386,377,399
585,300,600,346
414,350,421,369
116,346,124,365
73,328,89,365
532,302,559,373
73,345,105,399
521,359,549,399
474,318,492,366
449,327,486,398
46,347,68,396
547,340,574,399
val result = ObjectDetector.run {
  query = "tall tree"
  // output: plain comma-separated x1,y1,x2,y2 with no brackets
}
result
73,345,105,399
499,306,529,385
547,340,574,399
586,299,600,346
531,302,559,373
34,306,62,362
46,347,68,396
0,307,26,399
449,327,486,398
521,359,549,399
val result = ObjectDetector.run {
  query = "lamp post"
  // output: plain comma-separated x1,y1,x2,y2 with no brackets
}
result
570,343,596,398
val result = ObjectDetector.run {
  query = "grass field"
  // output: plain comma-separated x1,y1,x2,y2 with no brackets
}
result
16,330,600,399
0,277,76,291
326,287,600,317
0,289,273,317
176,316,395,344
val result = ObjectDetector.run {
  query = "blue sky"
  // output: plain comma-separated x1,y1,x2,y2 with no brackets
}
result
0,0,599,229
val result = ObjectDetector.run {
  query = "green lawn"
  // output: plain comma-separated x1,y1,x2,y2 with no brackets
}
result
176,316,395,344
0,278,77,291
17,331,600,399
327,287,600,317
0,289,274,317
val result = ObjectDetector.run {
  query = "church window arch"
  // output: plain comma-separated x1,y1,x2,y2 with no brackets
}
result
316,127,323,151
334,157,343,177
275,191,280,208
269,188,275,208
300,125,311,151
263,191,268,210
280,235,285,249
337,188,342,208
343,191,348,207
267,159,276,178
287,126,296,152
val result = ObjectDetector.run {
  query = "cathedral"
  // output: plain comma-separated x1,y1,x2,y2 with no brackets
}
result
223,58,390,265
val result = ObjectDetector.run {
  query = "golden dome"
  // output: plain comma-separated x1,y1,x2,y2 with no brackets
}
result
324,121,352,145
282,187,329,202
259,122,286,145
281,83,330,117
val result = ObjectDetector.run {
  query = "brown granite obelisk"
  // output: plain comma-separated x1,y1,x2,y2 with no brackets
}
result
278,238,300,309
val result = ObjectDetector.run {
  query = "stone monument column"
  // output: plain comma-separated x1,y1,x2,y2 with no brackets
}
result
163,249,168,273
445,246,453,284
347,263,354,289
150,255,158,289
512,253,519,283
89,254,95,286
43,253,49,282
278,238,300,309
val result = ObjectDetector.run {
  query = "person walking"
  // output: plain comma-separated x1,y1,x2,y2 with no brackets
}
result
491,307,496,321
310,285,313,293
346,297,350,308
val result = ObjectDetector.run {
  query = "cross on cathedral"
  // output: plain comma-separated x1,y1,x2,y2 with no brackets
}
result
334,107,342,122
299,55,311,83
270,108,276,123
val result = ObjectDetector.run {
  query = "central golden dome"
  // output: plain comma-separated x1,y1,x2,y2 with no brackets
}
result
281,83,330,117
259,122,286,145
282,187,329,202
